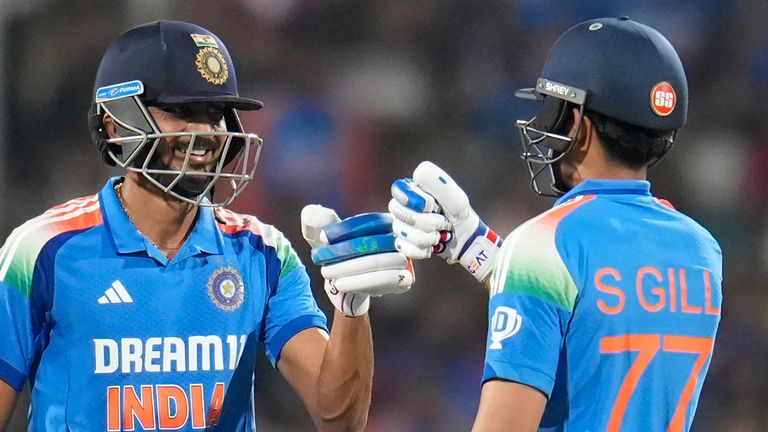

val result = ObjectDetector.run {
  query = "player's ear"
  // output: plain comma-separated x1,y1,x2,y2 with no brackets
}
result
102,113,120,140
568,107,592,152
570,108,599,153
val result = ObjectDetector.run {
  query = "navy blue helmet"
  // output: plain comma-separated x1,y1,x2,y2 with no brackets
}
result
89,20,264,207
515,17,688,196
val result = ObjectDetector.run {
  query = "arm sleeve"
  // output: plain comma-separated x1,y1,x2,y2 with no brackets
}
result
0,235,51,391
482,222,579,398
0,281,32,391
258,224,328,367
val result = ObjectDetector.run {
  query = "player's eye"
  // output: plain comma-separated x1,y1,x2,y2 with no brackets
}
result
155,104,225,125
206,104,226,123
154,104,187,118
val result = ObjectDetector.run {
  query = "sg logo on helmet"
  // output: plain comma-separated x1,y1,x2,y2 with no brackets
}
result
489,306,523,350
650,82,676,116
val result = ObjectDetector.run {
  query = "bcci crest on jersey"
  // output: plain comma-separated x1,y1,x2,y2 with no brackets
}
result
208,267,245,311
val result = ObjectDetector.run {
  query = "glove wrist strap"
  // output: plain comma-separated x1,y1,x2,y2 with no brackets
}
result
325,280,370,317
458,225,502,283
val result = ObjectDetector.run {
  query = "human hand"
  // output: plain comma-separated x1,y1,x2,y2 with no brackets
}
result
389,161,502,283
301,205,414,317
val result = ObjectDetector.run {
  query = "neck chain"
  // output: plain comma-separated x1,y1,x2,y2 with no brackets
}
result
114,182,183,256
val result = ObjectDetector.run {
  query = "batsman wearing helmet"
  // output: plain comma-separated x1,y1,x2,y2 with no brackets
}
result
390,17,722,431
0,20,413,431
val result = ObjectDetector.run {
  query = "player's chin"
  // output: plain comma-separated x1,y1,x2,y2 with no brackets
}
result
151,163,215,196
175,173,214,196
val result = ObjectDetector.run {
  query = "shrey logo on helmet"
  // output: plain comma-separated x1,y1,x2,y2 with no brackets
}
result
650,82,676,117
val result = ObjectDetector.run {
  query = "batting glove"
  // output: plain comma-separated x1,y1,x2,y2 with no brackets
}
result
389,161,502,283
301,205,414,317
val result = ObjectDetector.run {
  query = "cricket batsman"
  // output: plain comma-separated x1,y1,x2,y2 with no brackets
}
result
0,20,413,431
389,17,722,431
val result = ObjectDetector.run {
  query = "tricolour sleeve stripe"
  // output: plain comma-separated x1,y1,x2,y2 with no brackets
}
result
490,195,595,310
0,197,102,297
215,209,303,279
0,195,98,269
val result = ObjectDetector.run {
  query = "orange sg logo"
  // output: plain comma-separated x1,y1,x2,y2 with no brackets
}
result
594,266,720,316
650,82,676,116
106,382,224,431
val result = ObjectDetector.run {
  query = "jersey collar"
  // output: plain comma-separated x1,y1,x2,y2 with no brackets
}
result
554,179,651,206
99,177,223,258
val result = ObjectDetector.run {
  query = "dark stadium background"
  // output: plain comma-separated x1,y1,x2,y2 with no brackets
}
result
1,0,765,430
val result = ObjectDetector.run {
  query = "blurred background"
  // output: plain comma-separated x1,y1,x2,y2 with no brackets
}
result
1,0,766,430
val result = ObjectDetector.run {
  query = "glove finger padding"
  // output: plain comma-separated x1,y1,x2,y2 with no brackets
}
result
301,204,340,248
397,161,504,284
332,271,413,296
305,208,415,315
394,237,433,259
391,219,441,249
323,212,395,244
311,233,397,266
413,161,472,220
321,250,414,296
391,178,441,213
303,204,372,317
388,198,451,231
321,252,408,279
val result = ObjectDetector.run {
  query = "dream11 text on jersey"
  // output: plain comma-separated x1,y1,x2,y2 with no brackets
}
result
93,334,247,430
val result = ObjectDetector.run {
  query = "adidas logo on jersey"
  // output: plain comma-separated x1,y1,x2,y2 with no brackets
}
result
98,280,133,304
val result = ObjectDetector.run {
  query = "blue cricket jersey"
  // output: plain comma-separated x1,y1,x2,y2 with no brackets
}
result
0,177,328,431
484,179,722,431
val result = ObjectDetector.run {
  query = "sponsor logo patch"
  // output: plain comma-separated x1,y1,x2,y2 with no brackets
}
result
95,80,144,102
650,81,676,116
536,78,587,104
208,267,245,311
98,280,133,304
489,306,523,349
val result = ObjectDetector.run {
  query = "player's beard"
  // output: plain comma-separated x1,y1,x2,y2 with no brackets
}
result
144,136,224,199
551,159,571,195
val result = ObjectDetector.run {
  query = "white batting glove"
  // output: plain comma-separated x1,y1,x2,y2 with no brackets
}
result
301,205,414,317
389,161,502,283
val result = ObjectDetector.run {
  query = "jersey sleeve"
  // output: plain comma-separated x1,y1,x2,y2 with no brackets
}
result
0,227,52,391
258,223,328,367
483,218,579,398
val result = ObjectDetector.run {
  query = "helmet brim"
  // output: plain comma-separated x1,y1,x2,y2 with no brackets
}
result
153,95,264,110
514,87,543,101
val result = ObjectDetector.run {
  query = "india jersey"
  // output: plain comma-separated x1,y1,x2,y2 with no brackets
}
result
483,179,722,431
0,177,328,431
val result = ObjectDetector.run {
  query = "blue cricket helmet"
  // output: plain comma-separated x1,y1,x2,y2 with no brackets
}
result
515,17,688,196
89,20,264,208
536,16,687,130
93,20,263,110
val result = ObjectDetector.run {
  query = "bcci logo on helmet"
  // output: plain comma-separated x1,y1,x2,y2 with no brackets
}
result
489,306,523,350
195,47,229,85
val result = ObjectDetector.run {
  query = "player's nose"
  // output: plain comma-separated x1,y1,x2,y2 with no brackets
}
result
183,118,220,133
